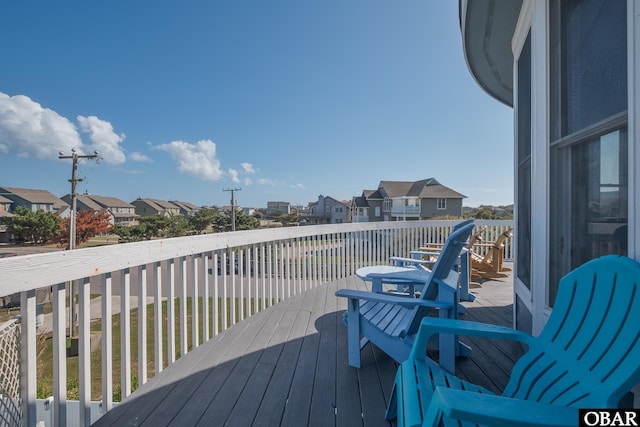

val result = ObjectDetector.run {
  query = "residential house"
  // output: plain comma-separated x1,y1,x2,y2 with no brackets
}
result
351,179,465,222
351,190,383,223
266,201,291,217
0,195,12,217
131,198,181,217
0,186,67,214
170,200,201,216
303,195,349,225
61,193,138,226
0,195,12,243
460,0,637,342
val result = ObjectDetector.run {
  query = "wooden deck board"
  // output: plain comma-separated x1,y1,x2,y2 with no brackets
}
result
93,268,522,427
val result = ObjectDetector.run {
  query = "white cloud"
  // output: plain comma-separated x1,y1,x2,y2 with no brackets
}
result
290,183,304,189
228,168,240,183
156,139,223,181
0,92,82,159
244,177,253,185
241,162,256,174
0,92,127,164
130,152,152,162
77,115,126,164
257,178,279,185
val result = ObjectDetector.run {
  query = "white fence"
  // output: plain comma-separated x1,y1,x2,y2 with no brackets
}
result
0,220,512,427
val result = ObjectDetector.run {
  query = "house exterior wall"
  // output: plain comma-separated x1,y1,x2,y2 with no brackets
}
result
462,0,639,336
419,198,463,219
367,200,385,222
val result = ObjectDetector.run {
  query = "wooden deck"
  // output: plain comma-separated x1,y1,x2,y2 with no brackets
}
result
93,268,522,427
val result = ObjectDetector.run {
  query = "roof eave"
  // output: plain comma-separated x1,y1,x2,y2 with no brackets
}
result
460,0,522,108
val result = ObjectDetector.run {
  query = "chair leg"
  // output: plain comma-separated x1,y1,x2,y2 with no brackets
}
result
385,377,398,420
346,298,361,368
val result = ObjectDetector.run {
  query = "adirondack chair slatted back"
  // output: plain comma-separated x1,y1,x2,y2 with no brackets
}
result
503,255,640,407
404,223,475,335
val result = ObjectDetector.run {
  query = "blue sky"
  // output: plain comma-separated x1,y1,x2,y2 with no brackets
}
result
0,1,513,209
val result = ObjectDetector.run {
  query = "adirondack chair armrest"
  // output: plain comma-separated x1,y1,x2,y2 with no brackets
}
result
334,289,453,310
410,317,534,360
424,388,578,427
389,256,436,267
409,250,442,257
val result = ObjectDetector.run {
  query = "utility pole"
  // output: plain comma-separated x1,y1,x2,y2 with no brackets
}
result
58,149,100,340
223,188,241,231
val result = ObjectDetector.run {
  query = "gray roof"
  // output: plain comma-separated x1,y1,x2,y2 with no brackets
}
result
363,189,383,200
85,195,135,209
60,194,101,211
0,186,66,206
170,200,200,211
0,195,12,203
352,196,369,208
134,198,181,212
379,178,466,199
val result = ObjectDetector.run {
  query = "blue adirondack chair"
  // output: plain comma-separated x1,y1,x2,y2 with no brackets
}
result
356,219,474,295
335,222,475,369
386,255,640,427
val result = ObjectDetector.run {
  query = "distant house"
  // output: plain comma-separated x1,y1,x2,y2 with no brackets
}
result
266,201,291,217
61,193,138,226
0,195,13,243
351,179,465,222
303,195,349,225
0,186,67,214
0,195,12,218
131,198,181,217
170,200,201,216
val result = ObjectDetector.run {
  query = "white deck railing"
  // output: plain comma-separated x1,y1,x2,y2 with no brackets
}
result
0,219,512,427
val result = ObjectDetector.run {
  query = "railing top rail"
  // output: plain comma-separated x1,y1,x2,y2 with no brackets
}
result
0,220,513,296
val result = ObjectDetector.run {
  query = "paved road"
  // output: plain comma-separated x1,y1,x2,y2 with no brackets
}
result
0,243,63,257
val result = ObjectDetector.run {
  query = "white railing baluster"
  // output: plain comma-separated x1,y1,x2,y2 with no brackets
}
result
180,257,188,356
230,250,236,326
102,273,113,413
192,255,199,349
267,245,273,306
52,283,67,427
154,262,163,374
79,277,91,427
285,240,291,298
167,259,176,364
238,249,244,322
260,244,266,310
213,252,219,335
20,289,37,427
121,268,132,398
202,253,210,341
253,245,259,314
221,251,228,330
138,265,148,385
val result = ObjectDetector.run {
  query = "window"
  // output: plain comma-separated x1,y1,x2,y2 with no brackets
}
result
436,198,446,210
383,198,391,212
375,207,381,217
516,31,532,290
548,0,627,306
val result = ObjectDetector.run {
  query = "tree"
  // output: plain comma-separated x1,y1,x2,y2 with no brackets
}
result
273,212,300,227
9,206,61,244
165,215,190,238
212,210,260,232
189,208,217,234
56,209,113,247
